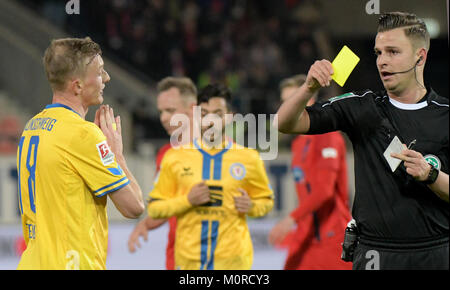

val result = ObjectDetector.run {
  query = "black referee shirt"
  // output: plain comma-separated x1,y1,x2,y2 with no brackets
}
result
306,88,449,242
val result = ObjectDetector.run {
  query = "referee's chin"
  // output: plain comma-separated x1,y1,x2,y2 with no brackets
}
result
382,82,399,94
381,77,406,94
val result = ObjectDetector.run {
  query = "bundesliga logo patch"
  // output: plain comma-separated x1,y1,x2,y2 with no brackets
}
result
96,141,115,166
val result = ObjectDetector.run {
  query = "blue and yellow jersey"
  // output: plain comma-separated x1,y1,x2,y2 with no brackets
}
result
16,103,129,270
148,139,274,270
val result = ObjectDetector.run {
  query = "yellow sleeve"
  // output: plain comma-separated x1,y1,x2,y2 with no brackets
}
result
147,153,192,218
148,196,192,219
245,150,274,217
248,198,274,217
67,123,129,197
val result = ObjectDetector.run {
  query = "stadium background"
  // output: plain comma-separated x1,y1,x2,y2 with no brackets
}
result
0,0,447,269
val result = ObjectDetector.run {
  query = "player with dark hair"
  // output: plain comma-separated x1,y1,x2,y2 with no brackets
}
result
276,12,448,270
147,83,274,270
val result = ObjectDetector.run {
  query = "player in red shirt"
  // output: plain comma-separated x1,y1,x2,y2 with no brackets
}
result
127,77,197,269
269,75,352,270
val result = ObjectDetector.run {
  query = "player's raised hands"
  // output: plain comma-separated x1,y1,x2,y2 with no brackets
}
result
188,181,211,206
305,59,334,91
96,104,123,156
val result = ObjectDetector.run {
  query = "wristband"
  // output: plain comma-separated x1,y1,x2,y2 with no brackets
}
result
423,164,439,185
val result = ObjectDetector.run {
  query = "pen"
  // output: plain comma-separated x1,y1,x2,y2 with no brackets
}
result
407,139,416,150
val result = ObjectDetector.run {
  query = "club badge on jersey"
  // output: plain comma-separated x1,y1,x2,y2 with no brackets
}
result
292,166,305,183
229,163,246,180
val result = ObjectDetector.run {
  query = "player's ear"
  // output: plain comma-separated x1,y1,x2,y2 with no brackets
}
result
68,78,82,96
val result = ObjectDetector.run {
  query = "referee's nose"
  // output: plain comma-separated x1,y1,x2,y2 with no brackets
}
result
376,53,388,71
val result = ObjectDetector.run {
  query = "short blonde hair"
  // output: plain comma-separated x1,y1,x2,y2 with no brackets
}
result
279,74,319,101
43,37,102,92
156,76,197,104
279,74,307,91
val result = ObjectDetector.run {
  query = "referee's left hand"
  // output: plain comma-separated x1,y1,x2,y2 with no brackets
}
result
391,146,431,181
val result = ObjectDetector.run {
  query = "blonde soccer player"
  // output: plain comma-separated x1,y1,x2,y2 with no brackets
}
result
16,37,144,270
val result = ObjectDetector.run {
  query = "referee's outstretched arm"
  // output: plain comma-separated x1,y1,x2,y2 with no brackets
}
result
275,60,333,134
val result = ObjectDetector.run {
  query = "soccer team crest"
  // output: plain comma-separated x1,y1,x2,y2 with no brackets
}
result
230,163,246,180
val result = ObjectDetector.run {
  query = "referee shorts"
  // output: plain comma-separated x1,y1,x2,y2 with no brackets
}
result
352,235,449,270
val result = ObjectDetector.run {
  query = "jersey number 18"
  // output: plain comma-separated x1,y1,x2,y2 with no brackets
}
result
17,135,40,214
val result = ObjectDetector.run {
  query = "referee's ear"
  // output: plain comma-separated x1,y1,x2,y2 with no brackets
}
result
416,48,427,67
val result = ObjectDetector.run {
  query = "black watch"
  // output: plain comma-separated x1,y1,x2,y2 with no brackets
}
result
423,164,439,185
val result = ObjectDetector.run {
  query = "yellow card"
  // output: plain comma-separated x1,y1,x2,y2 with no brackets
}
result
331,45,360,87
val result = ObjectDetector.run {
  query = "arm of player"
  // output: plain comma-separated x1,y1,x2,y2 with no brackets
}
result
275,60,334,134
234,188,274,217
248,198,274,217
268,215,296,246
128,216,167,253
241,152,275,217
290,169,338,222
391,148,449,202
97,105,144,218
148,182,211,219
148,196,191,219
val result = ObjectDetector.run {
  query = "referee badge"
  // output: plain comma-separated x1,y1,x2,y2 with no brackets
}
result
424,154,441,170
230,163,246,180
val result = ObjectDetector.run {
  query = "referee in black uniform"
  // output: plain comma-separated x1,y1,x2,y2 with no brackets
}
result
275,12,448,270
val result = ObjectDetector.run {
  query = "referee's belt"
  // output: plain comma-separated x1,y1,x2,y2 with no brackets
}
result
358,234,449,250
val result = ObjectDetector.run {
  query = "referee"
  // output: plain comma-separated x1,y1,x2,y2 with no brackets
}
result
275,12,448,270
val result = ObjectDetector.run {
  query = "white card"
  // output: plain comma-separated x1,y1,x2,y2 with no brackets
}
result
383,136,405,172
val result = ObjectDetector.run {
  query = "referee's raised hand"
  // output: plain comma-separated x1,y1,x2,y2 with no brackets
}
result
305,59,334,92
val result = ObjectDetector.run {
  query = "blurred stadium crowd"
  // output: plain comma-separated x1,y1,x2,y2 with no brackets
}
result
2,0,448,154
18,0,326,150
